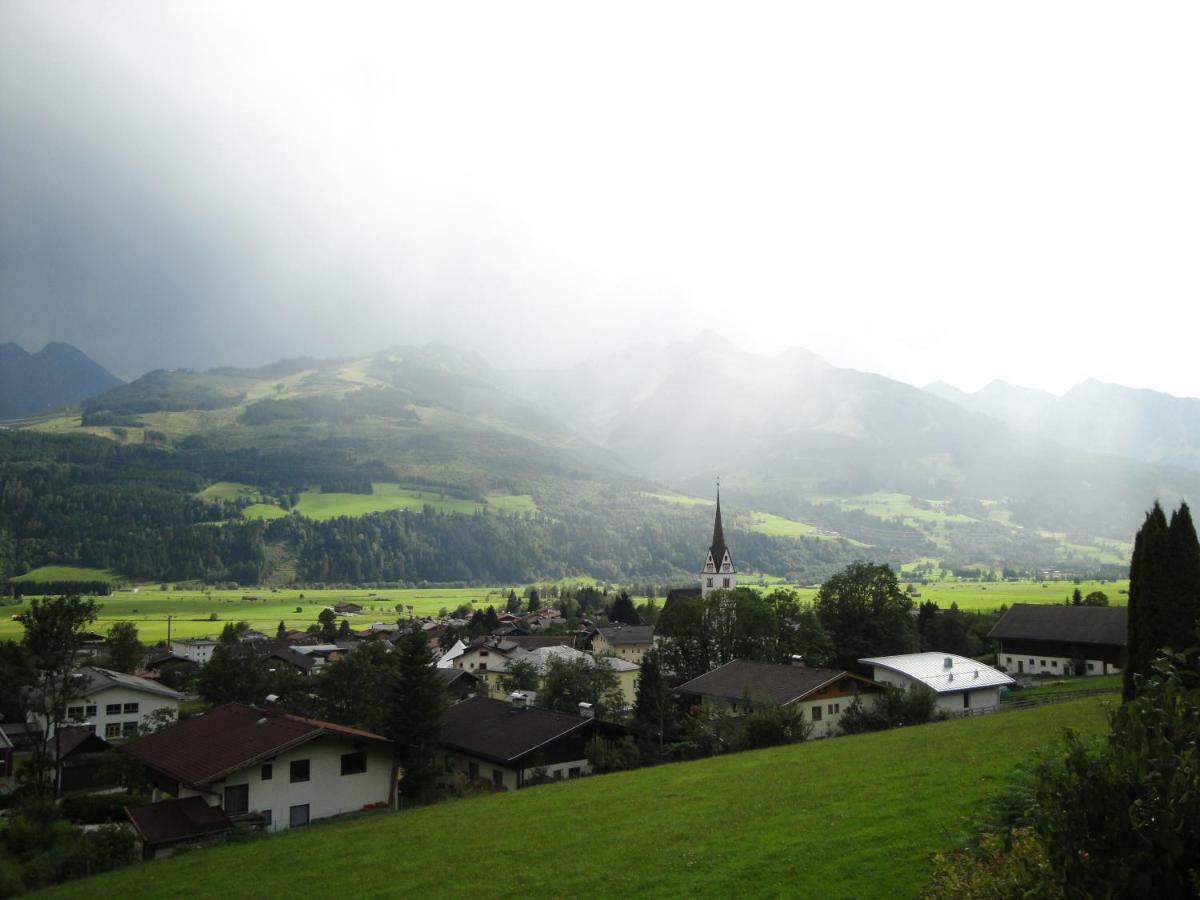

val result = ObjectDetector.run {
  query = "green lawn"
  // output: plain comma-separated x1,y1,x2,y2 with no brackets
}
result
41,698,1110,899
909,579,1127,612
1004,673,1122,699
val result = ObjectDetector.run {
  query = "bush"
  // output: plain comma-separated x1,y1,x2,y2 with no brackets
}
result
736,704,811,751
924,826,1063,900
586,736,642,774
840,684,944,734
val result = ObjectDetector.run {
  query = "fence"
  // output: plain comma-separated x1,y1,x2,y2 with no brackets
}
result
1001,686,1119,712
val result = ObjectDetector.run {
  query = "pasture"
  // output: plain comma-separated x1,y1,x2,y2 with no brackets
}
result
42,697,1110,899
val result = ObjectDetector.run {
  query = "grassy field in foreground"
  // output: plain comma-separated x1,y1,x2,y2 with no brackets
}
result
42,698,1110,900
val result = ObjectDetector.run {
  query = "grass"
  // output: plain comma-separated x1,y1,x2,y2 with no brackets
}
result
238,482,538,522
195,481,260,502
1004,673,1122,699
41,697,1110,899
0,587,512,643
8,565,119,584
909,579,1128,612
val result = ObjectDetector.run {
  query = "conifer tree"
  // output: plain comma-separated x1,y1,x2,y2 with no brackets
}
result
1167,502,1200,636
387,623,446,801
276,620,287,640
1124,502,1174,700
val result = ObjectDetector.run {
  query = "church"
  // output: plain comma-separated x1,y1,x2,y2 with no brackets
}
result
700,487,736,597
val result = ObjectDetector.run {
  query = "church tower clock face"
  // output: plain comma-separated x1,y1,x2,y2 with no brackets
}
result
701,483,735,597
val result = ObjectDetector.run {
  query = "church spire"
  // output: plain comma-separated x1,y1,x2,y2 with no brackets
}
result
700,479,735,597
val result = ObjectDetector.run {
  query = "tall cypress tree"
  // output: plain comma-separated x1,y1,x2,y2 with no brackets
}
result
1125,502,1179,700
1167,502,1200,637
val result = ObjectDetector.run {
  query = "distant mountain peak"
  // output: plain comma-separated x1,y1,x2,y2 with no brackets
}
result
0,341,124,419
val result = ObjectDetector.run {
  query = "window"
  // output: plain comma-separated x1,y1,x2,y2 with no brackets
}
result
85,705,97,717
105,723,121,739
288,804,310,828
963,691,971,709
290,759,310,783
122,721,138,736
706,578,713,588
261,809,273,828
493,769,504,788
224,784,249,815
828,703,840,715
811,706,823,722
478,663,487,672
1006,657,1012,664
67,706,84,720
568,767,582,779
552,770,563,780
1087,662,1096,672
1051,660,1058,668
261,763,273,781
123,702,139,714
341,751,367,776
106,704,121,716
723,577,731,588
1039,660,1046,667
479,651,489,657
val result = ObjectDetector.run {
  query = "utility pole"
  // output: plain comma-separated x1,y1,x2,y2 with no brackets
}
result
167,615,172,650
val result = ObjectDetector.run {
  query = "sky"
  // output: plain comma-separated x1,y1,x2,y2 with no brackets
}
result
2,2,1198,394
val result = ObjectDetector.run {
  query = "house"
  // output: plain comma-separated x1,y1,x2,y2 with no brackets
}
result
334,602,364,615
172,638,220,665
988,604,1126,676
674,659,885,737
438,694,622,790
0,726,13,778
124,796,234,861
859,652,1014,716
435,639,466,669
265,644,320,676
433,668,480,701
49,666,183,742
141,650,200,689
120,703,396,832
480,645,641,707
586,624,654,664
51,726,120,796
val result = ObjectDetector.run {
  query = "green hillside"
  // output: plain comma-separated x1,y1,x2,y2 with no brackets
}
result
42,698,1109,899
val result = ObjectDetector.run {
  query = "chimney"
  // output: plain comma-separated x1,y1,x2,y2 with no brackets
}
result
943,657,953,669
577,702,594,719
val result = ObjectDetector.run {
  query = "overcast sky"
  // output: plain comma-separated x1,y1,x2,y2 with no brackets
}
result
2,2,1198,394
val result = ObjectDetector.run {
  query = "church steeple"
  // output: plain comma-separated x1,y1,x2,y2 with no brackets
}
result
701,481,736,597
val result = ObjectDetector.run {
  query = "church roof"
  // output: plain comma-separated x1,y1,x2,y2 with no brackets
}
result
707,489,732,569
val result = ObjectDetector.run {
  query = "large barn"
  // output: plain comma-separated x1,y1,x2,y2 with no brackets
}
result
988,603,1126,677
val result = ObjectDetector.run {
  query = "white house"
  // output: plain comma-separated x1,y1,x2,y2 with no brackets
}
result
859,652,1014,716
171,638,220,665
49,667,183,742
120,703,396,832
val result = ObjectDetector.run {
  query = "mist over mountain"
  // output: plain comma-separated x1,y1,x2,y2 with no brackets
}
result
926,378,1200,473
0,342,123,418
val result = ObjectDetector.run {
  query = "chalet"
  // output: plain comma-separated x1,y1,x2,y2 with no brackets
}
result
859,652,1014,715
586,624,654,664
481,645,641,707
439,695,622,790
265,645,320,676
988,604,1126,676
47,666,182,742
172,638,220,665
334,602,364,615
120,703,396,832
125,796,234,861
141,650,200,688
51,726,120,796
433,667,480,701
674,659,885,737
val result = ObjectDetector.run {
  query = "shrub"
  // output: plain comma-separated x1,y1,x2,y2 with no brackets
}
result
736,703,811,751
840,684,944,734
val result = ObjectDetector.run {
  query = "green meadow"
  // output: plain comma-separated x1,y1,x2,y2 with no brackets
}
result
8,565,119,584
203,481,538,522
41,697,1110,900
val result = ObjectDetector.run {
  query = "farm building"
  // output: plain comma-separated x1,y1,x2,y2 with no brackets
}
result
988,603,1126,676
171,638,220,665
120,703,396,832
124,796,234,861
859,652,1013,716
438,694,622,790
674,659,885,737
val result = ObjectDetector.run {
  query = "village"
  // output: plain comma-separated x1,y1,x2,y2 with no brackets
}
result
0,493,1130,869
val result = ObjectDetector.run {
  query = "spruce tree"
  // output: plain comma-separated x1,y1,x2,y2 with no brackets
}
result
387,623,446,801
1167,502,1200,637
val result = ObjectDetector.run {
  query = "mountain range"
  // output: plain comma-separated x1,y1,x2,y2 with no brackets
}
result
10,335,1200,576
0,342,123,419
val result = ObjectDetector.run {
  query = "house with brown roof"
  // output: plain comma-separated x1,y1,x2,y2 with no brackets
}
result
125,796,234,861
439,695,623,790
675,659,886,737
988,603,1127,677
586,624,655,663
120,703,396,832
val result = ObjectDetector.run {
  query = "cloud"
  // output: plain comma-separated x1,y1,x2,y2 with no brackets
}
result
2,1,1199,392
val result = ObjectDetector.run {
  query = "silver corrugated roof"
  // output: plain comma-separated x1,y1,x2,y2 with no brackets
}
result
858,652,1014,693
